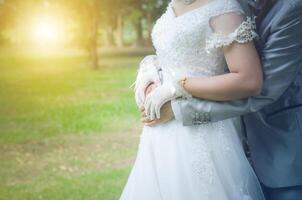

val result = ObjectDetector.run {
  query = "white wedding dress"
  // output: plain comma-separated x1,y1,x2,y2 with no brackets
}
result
120,0,265,199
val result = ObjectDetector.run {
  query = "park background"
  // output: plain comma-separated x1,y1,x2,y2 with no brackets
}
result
0,0,169,199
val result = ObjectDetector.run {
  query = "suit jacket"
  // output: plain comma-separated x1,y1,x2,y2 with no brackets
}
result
171,0,302,188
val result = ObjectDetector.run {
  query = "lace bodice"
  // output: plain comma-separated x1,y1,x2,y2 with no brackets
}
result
151,0,257,78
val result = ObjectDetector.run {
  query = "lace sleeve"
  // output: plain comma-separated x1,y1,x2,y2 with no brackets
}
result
205,8,258,53
205,17,258,53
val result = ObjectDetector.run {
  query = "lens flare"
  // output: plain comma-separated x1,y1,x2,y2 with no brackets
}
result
34,23,58,41
31,16,61,45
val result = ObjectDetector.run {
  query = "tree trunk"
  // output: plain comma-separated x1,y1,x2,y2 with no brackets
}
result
105,26,114,47
90,45,98,70
116,14,124,47
90,16,99,70
135,17,144,47
146,11,153,47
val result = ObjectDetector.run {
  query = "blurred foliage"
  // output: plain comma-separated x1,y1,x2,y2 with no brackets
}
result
0,0,168,68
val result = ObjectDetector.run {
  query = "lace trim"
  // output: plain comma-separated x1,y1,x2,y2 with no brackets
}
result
205,17,258,53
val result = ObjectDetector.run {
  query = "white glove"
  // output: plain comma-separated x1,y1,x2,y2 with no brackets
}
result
131,55,162,107
144,77,191,120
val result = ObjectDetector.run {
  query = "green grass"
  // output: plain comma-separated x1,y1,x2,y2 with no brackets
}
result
0,168,131,200
0,48,150,200
0,49,144,143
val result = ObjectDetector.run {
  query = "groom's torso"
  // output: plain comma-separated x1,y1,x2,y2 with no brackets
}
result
243,0,302,188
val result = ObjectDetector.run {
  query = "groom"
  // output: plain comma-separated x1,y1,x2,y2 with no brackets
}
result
140,0,302,199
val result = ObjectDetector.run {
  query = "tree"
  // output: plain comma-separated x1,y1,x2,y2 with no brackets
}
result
57,0,132,69
127,0,168,47
142,0,168,45
0,0,170,67
0,0,21,45
57,0,103,69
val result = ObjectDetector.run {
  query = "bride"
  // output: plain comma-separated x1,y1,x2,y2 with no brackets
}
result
120,0,265,199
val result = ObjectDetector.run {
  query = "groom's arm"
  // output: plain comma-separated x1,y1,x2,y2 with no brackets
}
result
172,3,302,125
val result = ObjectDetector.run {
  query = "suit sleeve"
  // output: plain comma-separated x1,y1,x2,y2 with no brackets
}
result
172,3,302,126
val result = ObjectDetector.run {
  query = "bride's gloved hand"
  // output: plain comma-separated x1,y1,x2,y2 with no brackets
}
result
132,55,162,107
144,78,191,120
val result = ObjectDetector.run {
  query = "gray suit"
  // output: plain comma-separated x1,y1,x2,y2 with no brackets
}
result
171,0,302,191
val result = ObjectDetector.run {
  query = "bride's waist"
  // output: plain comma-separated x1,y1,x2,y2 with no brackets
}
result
142,117,240,133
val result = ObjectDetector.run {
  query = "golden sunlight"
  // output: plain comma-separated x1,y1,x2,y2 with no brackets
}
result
34,23,58,42
30,16,63,45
